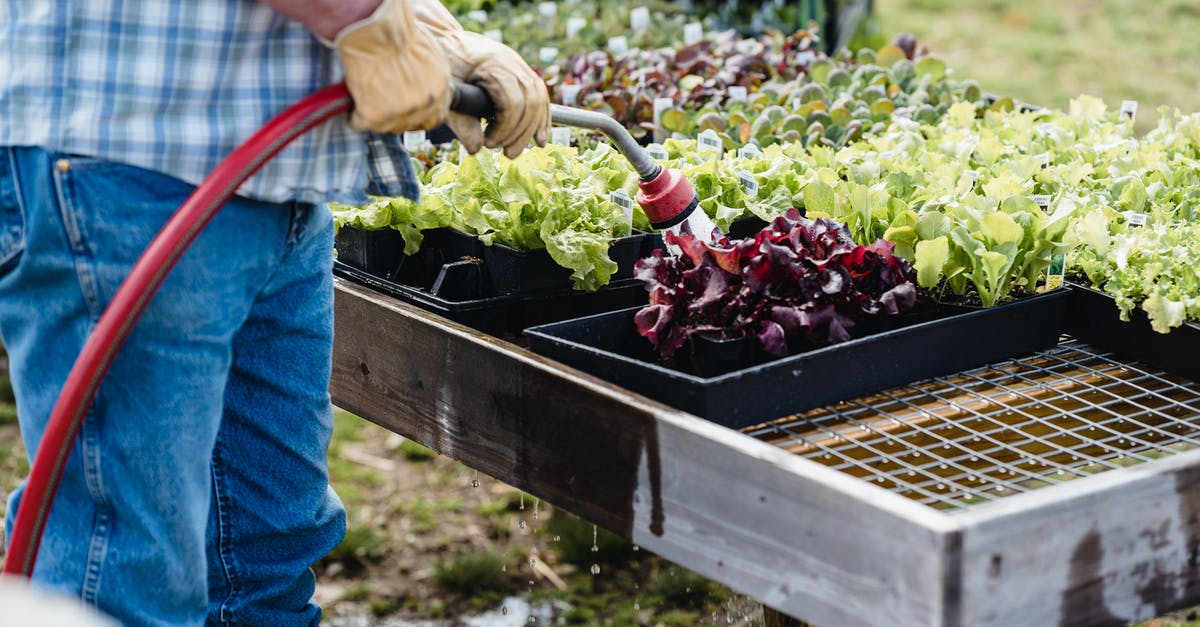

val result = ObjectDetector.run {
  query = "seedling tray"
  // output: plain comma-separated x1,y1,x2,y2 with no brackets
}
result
1065,281,1200,381
525,289,1071,429
484,232,647,295
333,260,646,337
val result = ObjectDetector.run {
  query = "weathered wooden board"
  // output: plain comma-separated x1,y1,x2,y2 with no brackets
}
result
329,279,957,627
954,448,1200,627
330,278,1200,626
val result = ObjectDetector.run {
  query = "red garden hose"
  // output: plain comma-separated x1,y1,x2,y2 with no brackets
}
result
2,83,355,577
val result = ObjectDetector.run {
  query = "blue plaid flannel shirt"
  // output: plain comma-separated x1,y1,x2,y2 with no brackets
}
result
0,0,420,205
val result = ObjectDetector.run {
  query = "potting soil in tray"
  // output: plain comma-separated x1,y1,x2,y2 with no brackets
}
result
525,289,1072,429
1064,282,1200,381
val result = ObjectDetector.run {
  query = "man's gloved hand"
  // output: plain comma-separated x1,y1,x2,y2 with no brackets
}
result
334,0,453,134
410,0,550,158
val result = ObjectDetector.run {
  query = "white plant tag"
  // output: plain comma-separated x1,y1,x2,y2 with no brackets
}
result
538,2,557,18
610,190,635,227
646,143,669,161
728,86,748,102
1037,153,1050,168
539,47,559,64
738,143,763,159
551,127,572,146
630,6,650,31
697,129,723,154
566,17,587,38
466,10,488,22
683,22,703,46
402,130,426,151
483,29,503,43
1125,211,1148,228
561,84,582,106
1032,194,1051,209
738,170,759,197
1120,99,1139,121
607,36,628,55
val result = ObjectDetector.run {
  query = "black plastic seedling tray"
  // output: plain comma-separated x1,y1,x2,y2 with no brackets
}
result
1064,282,1200,381
526,289,1072,429
334,260,647,337
484,232,647,295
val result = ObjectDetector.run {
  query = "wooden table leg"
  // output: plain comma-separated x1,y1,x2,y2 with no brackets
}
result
763,605,813,627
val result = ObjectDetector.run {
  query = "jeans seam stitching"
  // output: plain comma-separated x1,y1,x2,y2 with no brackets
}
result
6,148,26,252
212,439,241,623
51,162,104,322
80,410,111,604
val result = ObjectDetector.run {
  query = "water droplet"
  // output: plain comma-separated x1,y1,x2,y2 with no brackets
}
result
519,520,527,529
530,558,538,568
528,617,536,625
633,602,640,610
553,535,560,542
471,479,479,488
533,499,540,520
520,493,525,510
591,525,599,552
632,545,640,552
590,563,601,575
501,564,507,572
502,606,508,615
937,483,946,490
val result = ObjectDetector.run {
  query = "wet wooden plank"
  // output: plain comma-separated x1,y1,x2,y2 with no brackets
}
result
329,278,956,627
954,449,1200,627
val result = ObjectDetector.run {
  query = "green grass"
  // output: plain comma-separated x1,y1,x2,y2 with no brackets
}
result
433,550,508,596
877,0,1200,133
395,438,436,462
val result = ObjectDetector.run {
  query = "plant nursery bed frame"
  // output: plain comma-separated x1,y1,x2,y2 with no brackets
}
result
329,277,1200,627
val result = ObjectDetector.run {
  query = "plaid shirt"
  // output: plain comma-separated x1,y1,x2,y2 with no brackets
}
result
0,0,420,205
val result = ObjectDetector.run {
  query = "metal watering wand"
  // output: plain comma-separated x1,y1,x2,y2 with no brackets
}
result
2,83,711,577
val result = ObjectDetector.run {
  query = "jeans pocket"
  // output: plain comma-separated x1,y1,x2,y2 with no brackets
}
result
0,150,27,277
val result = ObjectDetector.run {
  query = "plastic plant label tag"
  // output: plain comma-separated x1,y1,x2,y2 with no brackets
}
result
607,36,628,56
646,143,669,161
1032,194,1051,209
610,190,635,227
630,6,650,30
1037,153,1051,168
1120,100,1139,121
566,17,587,38
466,10,488,22
728,86,748,102
551,127,572,146
539,47,559,64
738,170,759,197
738,143,763,159
402,130,426,151
1125,211,1148,228
483,29,503,43
797,50,816,65
1044,253,1066,292
697,129,722,154
561,84,582,106
538,2,557,18
683,22,703,46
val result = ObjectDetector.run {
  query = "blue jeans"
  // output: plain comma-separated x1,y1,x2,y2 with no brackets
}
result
0,147,346,625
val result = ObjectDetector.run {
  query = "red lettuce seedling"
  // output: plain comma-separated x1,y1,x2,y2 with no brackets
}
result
634,209,920,359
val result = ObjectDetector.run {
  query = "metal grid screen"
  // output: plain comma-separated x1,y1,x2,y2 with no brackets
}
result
743,341,1200,512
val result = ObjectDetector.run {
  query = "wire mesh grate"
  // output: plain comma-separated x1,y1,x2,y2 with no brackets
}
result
742,340,1200,512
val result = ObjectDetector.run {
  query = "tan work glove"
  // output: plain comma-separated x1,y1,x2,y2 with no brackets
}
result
410,0,550,158
334,0,453,133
